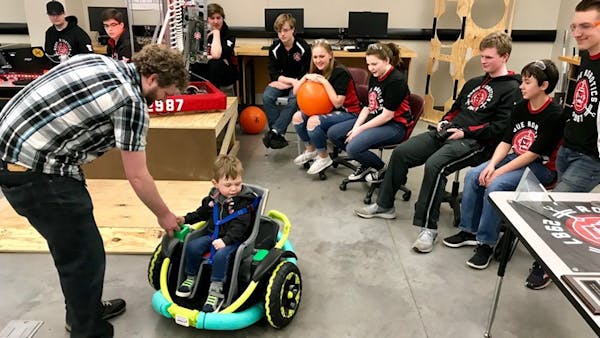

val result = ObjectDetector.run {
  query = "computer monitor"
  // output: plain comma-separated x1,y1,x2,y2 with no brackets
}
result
264,8,304,35
88,7,129,36
347,11,388,39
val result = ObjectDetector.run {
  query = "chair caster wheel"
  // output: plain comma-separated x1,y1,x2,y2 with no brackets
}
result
319,172,327,180
339,183,347,191
303,162,310,169
332,162,339,168
363,197,371,204
402,191,411,201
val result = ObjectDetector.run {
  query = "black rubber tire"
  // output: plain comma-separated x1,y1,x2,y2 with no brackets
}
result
147,244,166,290
339,183,347,191
303,162,310,169
265,261,302,329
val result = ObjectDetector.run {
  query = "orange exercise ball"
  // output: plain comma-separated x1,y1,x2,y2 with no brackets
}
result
239,106,267,134
297,81,333,116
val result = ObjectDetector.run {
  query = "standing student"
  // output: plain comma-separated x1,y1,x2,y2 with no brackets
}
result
354,32,520,254
327,43,412,181
44,1,92,63
262,13,311,149
526,0,600,290
0,44,187,338
189,3,238,88
443,59,564,269
292,39,361,175
101,8,139,62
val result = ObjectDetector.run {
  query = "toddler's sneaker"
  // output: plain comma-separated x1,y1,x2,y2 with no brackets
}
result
175,276,196,298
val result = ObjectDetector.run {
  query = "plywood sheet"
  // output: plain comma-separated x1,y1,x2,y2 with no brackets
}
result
0,179,212,254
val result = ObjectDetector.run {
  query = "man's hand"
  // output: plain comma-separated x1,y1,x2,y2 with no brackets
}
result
437,121,449,132
158,211,180,237
478,165,495,186
212,238,226,250
446,128,464,140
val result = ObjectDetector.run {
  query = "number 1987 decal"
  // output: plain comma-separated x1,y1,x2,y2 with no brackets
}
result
148,98,185,113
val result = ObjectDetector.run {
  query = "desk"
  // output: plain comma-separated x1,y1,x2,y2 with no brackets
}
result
84,97,239,181
487,191,600,337
235,44,417,105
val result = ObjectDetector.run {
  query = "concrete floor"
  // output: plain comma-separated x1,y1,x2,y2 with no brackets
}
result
0,121,597,338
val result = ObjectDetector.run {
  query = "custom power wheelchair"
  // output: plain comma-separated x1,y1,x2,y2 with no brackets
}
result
147,184,301,330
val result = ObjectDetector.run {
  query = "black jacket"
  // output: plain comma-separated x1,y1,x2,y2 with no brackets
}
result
107,31,139,62
44,16,93,62
442,72,521,149
183,185,258,245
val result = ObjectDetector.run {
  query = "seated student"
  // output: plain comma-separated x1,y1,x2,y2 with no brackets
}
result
189,3,238,89
327,43,412,181
44,1,92,63
443,59,564,269
101,8,139,62
353,32,521,254
526,0,600,290
175,155,257,313
292,39,361,175
262,13,311,149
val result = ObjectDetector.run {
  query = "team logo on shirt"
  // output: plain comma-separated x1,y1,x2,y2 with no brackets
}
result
293,52,302,62
53,39,72,57
368,87,383,114
466,85,493,112
512,128,536,155
572,69,598,123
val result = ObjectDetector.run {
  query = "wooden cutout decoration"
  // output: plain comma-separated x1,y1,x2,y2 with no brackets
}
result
424,0,517,123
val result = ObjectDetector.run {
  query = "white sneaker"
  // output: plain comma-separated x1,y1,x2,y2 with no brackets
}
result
307,156,333,174
365,167,386,183
293,150,318,166
412,228,438,253
353,203,396,219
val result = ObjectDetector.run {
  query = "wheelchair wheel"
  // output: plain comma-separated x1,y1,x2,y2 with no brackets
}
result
147,244,166,290
265,261,302,329
402,190,411,201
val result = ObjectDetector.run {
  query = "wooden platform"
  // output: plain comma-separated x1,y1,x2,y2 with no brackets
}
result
0,179,212,254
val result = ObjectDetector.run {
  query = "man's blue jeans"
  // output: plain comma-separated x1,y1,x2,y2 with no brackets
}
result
183,235,239,282
0,167,112,338
262,86,298,135
554,145,600,192
459,154,555,245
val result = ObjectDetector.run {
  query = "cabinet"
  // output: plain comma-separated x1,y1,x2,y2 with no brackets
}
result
558,55,581,110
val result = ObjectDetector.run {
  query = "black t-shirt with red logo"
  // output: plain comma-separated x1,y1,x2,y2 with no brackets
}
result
328,65,361,114
563,50,600,158
442,73,521,148
503,98,564,159
267,37,311,81
366,67,412,126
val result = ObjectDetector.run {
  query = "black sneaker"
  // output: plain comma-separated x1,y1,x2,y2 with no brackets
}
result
348,165,373,181
65,298,126,332
525,261,552,290
262,130,274,148
269,132,289,149
443,231,478,248
365,167,386,183
466,244,493,269
175,276,196,297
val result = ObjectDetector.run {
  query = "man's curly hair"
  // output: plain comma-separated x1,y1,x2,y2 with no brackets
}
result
132,44,188,92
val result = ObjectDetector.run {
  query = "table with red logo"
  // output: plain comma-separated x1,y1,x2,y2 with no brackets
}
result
487,191,600,337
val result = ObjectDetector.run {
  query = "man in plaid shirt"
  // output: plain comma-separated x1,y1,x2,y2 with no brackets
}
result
0,44,187,338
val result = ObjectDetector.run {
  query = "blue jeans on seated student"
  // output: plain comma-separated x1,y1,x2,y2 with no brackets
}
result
263,86,298,135
554,145,600,192
294,111,357,152
184,235,240,282
459,153,556,246
327,119,406,169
